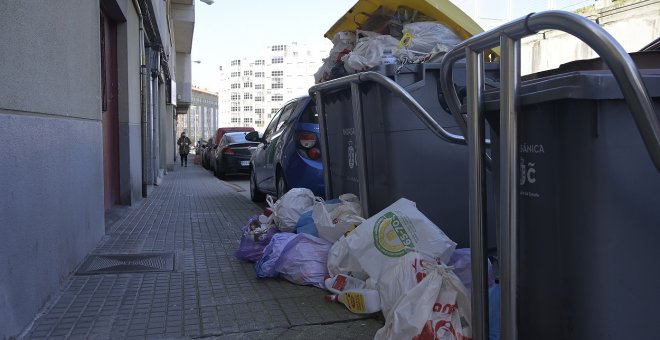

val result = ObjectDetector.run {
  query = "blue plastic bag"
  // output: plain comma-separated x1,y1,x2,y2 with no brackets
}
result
296,210,318,237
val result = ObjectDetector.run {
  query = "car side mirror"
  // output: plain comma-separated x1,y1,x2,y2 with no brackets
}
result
245,131,262,143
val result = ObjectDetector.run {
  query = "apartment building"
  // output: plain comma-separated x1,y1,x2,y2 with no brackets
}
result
218,42,329,130
178,87,219,144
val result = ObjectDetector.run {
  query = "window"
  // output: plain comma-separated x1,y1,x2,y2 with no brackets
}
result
244,93,253,100
231,117,240,123
231,71,240,77
230,60,241,66
271,45,286,52
272,83,283,89
244,106,253,111
299,101,318,123
231,106,240,112
255,59,265,65
231,93,240,100
255,108,264,114
243,70,253,76
255,84,264,90
255,96,264,102
271,108,279,114
272,56,283,64
276,102,298,131
231,83,240,89
272,94,283,101
271,70,283,77
243,82,252,88
255,71,264,78
243,117,253,124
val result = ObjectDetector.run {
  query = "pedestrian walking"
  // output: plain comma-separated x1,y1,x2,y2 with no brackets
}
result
177,132,192,167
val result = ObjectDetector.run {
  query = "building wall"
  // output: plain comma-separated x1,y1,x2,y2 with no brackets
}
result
0,1,105,337
520,0,660,74
179,88,218,145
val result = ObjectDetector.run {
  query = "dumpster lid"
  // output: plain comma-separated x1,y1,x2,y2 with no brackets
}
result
324,0,485,41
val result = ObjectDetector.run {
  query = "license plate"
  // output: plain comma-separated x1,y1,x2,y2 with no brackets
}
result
240,161,250,166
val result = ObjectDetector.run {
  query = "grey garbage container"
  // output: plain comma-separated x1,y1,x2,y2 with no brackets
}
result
319,62,498,248
483,55,660,340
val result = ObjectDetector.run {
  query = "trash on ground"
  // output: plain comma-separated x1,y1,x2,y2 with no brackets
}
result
327,234,369,281
234,215,278,262
324,273,366,294
266,188,318,232
295,210,318,237
254,232,332,289
312,193,364,243
325,288,382,314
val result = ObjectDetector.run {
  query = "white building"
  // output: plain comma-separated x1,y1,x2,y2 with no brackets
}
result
218,41,329,130
178,87,218,144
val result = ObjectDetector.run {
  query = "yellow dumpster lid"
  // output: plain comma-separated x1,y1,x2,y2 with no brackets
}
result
325,0,485,40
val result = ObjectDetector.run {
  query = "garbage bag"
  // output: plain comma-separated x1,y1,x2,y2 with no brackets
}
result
345,198,457,283
448,248,496,294
377,251,438,316
266,188,317,232
255,232,332,289
343,32,400,73
327,234,369,281
375,262,472,340
396,21,462,61
234,215,278,262
296,210,318,237
313,193,364,243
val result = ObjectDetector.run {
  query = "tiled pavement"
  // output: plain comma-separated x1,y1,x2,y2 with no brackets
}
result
22,164,383,339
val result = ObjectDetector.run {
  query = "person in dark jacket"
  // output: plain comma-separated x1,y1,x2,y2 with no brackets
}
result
177,132,192,167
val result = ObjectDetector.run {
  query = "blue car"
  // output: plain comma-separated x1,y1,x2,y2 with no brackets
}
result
246,96,324,201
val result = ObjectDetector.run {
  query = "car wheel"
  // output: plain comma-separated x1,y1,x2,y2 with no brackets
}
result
250,168,266,202
276,171,288,199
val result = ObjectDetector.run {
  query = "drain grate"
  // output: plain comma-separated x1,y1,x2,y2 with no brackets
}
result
76,253,175,275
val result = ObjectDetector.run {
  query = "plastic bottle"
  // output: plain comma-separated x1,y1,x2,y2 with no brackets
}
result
324,274,366,294
325,288,381,314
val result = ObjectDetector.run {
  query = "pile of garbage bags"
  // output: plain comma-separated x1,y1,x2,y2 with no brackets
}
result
234,188,500,339
314,6,464,83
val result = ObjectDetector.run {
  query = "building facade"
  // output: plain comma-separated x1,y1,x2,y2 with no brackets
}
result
0,1,195,337
217,42,329,130
177,87,219,144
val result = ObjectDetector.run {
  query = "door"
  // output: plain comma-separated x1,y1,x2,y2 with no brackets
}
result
258,101,298,192
100,12,120,211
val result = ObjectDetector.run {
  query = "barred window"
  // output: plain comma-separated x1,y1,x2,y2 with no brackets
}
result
272,56,283,64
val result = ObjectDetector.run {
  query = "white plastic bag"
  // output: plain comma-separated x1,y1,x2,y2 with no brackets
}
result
396,21,462,60
326,234,369,281
345,198,457,283
267,188,317,232
377,251,438,316
343,33,400,73
375,263,473,340
312,193,364,242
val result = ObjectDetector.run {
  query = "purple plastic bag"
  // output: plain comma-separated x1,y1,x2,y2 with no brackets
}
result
234,215,278,262
255,232,332,288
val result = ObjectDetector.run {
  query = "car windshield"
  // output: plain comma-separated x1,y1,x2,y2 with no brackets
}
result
299,102,318,124
226,132,248,144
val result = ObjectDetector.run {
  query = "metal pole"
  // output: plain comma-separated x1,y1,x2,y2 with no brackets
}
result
499,34,520,340
314,91,333,200
350,82,370,217
466,48,488,340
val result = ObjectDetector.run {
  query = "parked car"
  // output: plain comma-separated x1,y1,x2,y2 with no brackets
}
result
201,137,214,169
246,96,324,201
212,132,259,179
208,127,255,174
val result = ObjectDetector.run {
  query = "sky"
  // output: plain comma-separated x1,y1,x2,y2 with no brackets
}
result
191,0,356,91
190,0,594,92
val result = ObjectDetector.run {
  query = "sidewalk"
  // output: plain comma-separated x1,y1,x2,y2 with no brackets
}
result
22,164,382,339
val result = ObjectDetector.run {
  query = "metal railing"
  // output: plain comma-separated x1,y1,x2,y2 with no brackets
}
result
439,10,660,340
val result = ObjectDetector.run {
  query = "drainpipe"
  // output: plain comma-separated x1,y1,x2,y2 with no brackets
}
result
151,47,161,185
132,0,149,198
